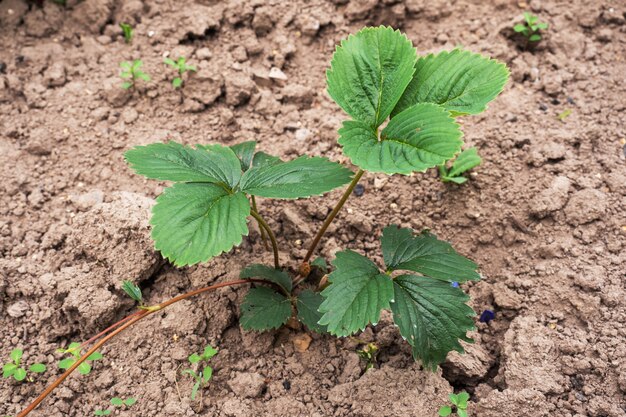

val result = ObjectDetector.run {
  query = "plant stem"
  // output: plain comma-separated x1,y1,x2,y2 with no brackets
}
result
251,196,269,250
17,278,274,417
303,169,364,264
79,310,143,349
250,210,280,269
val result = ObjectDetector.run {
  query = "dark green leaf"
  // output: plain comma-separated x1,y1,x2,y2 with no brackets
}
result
239,156,353,199
240,287,292,331
381,226,479,282
296,289,327,333
151,183,250,266
319,251,393,336
327,26,417,128
230,141,257,172
391,274,475,370
240,264,292,293
339,104,462,174
125,141,242,188
121,280,142,303
252,151,281,169
393,49,509,117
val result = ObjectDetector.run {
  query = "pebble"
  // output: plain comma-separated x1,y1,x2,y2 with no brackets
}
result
353,184,365,197
268,67,287,81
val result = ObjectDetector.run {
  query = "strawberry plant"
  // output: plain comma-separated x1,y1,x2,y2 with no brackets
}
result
18,26,508,416
163,56,196,88
2,349,46,382
119,60,150,90
438,147,482,184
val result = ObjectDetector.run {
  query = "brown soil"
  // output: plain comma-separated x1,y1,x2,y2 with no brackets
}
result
1,0,625,416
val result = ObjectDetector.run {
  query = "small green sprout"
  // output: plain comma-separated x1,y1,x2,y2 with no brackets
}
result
119,22,133,44
438,147,482,184
514,12,548,43
120,60,150,90
439,391,470,417
111,397,137,407
183,345,217,400
57,343,103,375
557,108,572,122
356,342,379,371
2,349,47,382
94,410,110,416
163,57,197,88
121,280,143,306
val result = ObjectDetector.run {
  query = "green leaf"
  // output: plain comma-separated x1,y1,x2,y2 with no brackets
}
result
239,156,353,199
457,391,470,406
390,274,475,370
137,72,150,82
121,280,142,303
311,256,328,273
163,57,176,67
240,287,292,331
202,346,218,360
3,363,17,378
13,367,26,381
240,264,292,293
121,81,133,90
78,362,92,375
327,26,417,128
58,358,75,369
536,22,548,30
443,176,467,184
94,410,111,416
124,397,137,406
230,141,257,172
120,61,131,71
513,24,527,33
447,147,482,178
458,410,468,417
188,353,202,364
252,151,281,169
110,397,124,406
393,49,509,117
87,352,103,361
449,393,459,405
10,349,22,364
296,289,327,333
319,251,393,336
172,77,183,88
339,103,462,175
29,363,46,373
150,183,250,266
529,33,542,42
191,381,200,400
381,226,479,282
201,365,213,382
438,406,452,417
125,141,242,187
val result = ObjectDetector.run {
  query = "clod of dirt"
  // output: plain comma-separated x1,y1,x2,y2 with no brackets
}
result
476,388,555,416
443,338,494,382
228,372,266,398
225,72,256,106
564,188,608,226
528,141,567,166
102,76,131,107
529,176,571,218
345,0,379,21
71,0,114,33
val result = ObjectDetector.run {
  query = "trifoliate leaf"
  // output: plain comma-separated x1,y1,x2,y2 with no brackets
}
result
13,367,26,381
125,142,242,188
29,363,46,373
240,264,292,293
381,226,479,282
390,274,475,370
240,287,292,331
121,280,142,303
393,49,509,117
151,183,250,266
338,104,462,174
252,151,281,169
319,251,393,336
230,141,257,172
327,26,417,128
239,156,353,199
446,147,481,178
296,289,327,333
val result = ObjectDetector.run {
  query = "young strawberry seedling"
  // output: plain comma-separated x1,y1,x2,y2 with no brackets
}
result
57,343,103,375
438,147,482,184
2,349,46,382
183,345,217,400
119,60,150,90
119,22,133,44
514,12,548,43
439,391,470,417
163,56,196,88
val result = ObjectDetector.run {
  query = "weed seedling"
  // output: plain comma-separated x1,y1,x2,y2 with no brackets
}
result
514,12,548,43
183,345,217,400
163,56,196,88
121,280,144,306
94,410,110,416
438,147,482,184
94,397,136,416
356,343,379,371
439,391,470,417
120,60,150,90
557,108,572,122
119,23,133,44
2,349,46,382
57,343,103,375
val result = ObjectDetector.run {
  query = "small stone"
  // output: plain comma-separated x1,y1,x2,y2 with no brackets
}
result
227,372,266,398
268,67,287,82
43,62,66,87
7,300,29,318
196,47,213,60
353,184,365,197
293,333,312,352
225,73,256,106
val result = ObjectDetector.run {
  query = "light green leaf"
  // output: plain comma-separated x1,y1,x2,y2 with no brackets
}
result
438,406,452,417
137,72,150,82
202,365,213,382
529,34,541,42
457,391,470,406
230,141,257,172
449,393,459,405
458,410,468,417
121,280,142,303
172,77,183,88
10,349,22,364
164,57,176,67
444,176,467,184
110,397,124,406
151,183,250,266
446,147,482,179
191,381,200,400
125,397,137,406
58,358,75,369
327,26,417,128
319,251,393,336
202,346,218,360
240,287,292,331
29,363,46,373
188,353,202,364
78,362,92,375
252,151,281,169
393,49,509,117
239,156,353,199
87,352,103,361
296,289,327,333
391,274,475,370
240,264,292,293
381,226,479,282
121,81,133,90
13,367,26,381
3,363,17,378
125,142,242,187
339,103,462,175
513,24,527,33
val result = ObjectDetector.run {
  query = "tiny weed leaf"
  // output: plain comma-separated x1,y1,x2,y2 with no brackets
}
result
124,398,137,406
230,141,257,172
10,349,22,364
202,346,217,360
172,77,183,88
458,410,468,417
327,26,417,128
188,353,202,364
3,363,18,378
119,60,149,89
191,381,200,400
87,352,103,361
121,280,142,304
13,368,26,381
318,251,393,336
58,358,75,369
251,151,281,169
94,410,111,416
439,406,452,416
202,365,213,382
240,287,292,331
28,363,46,373
110,398,124,406
240,264,292,293
457,391,470,407
381,226,480,282
394,49,509,117
239,156,353,199
390,275,475,370
119,22,133,44
449,393,459,405
515,13,548,43
78,362,92,375
296,289,327,333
